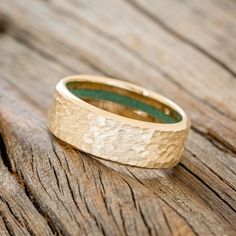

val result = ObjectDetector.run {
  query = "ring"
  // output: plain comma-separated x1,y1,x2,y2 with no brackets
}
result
48,75,190,168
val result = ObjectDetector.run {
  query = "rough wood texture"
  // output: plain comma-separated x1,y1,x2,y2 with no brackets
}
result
0,144,53,236
0,0,236,235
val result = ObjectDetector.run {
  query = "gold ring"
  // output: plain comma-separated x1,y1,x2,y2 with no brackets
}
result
48,75,190,168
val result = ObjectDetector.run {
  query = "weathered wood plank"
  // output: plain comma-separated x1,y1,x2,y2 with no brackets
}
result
0,216,11,236
0,0,235,235
0,146,53,236
46,0,236,117
0,77,196,235
0,30,235,235
1,0,236,155
1,29,234,187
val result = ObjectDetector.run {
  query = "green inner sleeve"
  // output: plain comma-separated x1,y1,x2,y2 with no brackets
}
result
70,89,178,124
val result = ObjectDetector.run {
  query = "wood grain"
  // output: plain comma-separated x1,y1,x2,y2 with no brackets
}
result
0,142,53,236
0,0,235,235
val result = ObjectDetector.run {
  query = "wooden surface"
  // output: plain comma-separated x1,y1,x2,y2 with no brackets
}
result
0,0,235,235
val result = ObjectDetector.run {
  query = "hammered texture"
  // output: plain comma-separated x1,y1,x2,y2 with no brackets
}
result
48,91,188,168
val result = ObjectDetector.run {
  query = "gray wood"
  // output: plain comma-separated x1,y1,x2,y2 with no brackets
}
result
0,0,235,235
129,0,236,76
0,149,53,236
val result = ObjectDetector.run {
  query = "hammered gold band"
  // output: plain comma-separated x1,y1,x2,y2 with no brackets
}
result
48,75,190,168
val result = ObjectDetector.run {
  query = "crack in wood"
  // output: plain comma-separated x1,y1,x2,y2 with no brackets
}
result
192,126,236,156
2,9,236,159
0,135,58,235
179,163,236,232
123,168,198,234
185,149,236,196
123,166,236,235
0,134,11,171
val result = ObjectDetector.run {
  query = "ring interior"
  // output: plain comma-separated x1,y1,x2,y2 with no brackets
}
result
66,81,182,124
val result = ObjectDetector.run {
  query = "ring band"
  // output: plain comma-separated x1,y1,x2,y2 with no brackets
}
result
48,75,190,168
